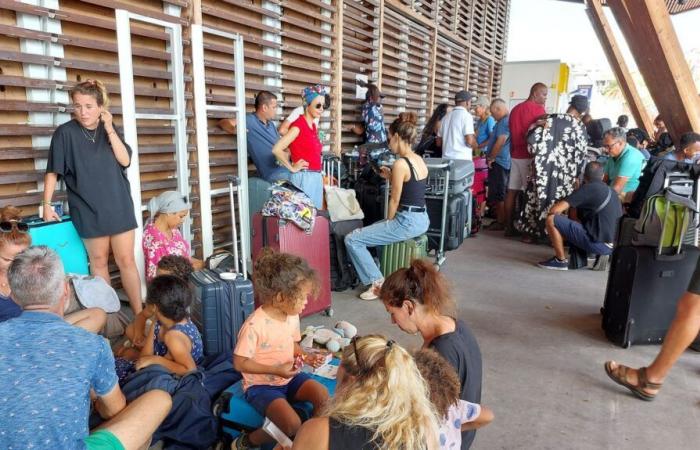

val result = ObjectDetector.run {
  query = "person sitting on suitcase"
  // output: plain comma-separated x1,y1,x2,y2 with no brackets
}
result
0,206,106,333
232,250,330,449
537,162,622,270
143,191,204,282
345,112,430,301
0,246,173,450
114,275,204,382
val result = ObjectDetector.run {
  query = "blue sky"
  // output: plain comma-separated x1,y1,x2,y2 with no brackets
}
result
507,0,700,68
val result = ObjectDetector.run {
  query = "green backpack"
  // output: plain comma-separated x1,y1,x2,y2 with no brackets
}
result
633,186,697,252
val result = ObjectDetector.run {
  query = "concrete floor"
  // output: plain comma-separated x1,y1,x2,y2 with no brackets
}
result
303,229,700,450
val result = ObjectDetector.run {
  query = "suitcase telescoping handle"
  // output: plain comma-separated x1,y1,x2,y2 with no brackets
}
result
226,175,248,279
323,153,341,187
425,160,453,263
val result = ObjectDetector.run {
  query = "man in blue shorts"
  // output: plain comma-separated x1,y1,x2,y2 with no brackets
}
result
0,246,172,450
538,162,622,270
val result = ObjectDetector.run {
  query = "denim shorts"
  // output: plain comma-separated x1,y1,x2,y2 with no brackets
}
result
245,372,312,416
553,215,612,256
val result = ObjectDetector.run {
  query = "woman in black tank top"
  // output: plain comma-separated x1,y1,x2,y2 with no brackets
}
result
288,335,439,450
345,112,430,301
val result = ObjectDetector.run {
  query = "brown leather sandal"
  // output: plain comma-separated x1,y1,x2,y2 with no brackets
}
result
604,361,662,401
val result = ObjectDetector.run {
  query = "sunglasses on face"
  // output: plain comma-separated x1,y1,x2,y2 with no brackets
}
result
0,221,29,233
314,103,324,110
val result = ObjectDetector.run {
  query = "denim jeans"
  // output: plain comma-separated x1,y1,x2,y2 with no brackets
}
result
289,171,323,209
345,210,429,285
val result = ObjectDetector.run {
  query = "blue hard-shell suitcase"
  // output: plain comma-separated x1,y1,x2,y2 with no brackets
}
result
190,269,254,357
27,215,90,274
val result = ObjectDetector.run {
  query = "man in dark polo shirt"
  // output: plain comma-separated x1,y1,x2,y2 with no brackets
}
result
218,91,290,182
537,161,622,270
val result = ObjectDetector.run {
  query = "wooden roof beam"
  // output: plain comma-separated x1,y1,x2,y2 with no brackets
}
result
607,0,700,142
585,0,654,135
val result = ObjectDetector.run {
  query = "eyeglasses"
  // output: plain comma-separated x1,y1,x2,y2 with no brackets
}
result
0,221,29,234
602,141,623,151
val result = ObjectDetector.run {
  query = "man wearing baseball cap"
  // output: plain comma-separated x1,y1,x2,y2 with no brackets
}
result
437,90,477,161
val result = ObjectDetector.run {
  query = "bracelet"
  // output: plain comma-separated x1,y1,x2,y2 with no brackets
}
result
40,200,51,206
107,130,117,137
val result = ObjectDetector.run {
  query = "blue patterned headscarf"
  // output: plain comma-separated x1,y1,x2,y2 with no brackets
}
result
302,84,327,106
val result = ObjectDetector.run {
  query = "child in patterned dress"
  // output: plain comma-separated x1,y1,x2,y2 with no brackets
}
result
115,274,203,381
414,349,494,450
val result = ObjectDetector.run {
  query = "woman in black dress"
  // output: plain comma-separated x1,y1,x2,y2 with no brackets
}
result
42,80,143,314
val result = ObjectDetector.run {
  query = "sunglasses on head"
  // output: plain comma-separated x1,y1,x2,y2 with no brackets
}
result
350,335,395,376
0,221,29,233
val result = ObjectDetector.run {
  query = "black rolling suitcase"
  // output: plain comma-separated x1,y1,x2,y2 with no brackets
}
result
354,171,385,226
602,175,700,348
426,192,469,252
329,219,362,291
190,176,254,356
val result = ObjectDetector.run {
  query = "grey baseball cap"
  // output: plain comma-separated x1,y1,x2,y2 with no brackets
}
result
455,90,475,103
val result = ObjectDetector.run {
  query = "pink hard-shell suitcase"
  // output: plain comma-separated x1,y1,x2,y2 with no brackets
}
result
251,213,333,317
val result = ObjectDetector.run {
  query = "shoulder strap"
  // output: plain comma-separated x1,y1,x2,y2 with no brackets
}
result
594,188,612,215
402,157,417,180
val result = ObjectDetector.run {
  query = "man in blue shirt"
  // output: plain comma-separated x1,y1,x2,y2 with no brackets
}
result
603,127,645,201
218,91,290,182
0,246,171,450
485,99,511,230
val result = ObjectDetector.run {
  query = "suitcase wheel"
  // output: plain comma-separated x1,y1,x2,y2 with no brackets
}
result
324,308,334,317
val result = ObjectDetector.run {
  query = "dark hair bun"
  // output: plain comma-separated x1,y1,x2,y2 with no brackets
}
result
398,112,418,126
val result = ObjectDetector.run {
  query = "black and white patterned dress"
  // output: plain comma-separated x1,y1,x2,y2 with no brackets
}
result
516,113,588,238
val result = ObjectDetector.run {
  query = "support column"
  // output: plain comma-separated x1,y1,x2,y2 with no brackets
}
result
607,0,700,142
585,0,653,134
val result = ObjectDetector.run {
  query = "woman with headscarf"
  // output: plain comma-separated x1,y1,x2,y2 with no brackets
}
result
272,85,327,209
516,94,589,240
142,191,202,281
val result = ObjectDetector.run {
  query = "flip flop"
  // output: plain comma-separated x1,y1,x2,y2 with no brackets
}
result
604,361,662,401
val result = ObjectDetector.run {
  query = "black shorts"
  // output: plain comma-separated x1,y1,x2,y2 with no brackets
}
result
488,163,510,203
688,261,700,295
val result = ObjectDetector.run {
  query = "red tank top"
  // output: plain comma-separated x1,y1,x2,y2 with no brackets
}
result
288,116,322,171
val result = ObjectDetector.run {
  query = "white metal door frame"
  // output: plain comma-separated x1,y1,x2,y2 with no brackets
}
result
191,25,250,273
115,9,189,292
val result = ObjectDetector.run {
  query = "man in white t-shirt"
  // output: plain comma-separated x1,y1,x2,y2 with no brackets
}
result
437,90,477,160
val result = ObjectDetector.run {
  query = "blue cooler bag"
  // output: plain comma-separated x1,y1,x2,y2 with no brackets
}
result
216,359,339,449
27,216,89,275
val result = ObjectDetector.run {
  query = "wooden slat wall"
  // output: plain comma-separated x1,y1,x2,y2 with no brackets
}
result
0,0,510,263
199,0,282,252
340,0,380,153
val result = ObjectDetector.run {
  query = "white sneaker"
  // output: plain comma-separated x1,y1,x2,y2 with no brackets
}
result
359,280,383,301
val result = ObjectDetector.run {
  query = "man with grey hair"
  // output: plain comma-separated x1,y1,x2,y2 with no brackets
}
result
0,246,172,450
602,126,645,201
538,162,622,270
485,98,511,230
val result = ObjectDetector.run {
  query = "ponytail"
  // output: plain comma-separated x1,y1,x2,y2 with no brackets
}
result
379,259,454,315
70,79,110,108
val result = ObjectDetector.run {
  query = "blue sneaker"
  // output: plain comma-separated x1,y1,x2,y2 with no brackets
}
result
537,257,568,270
